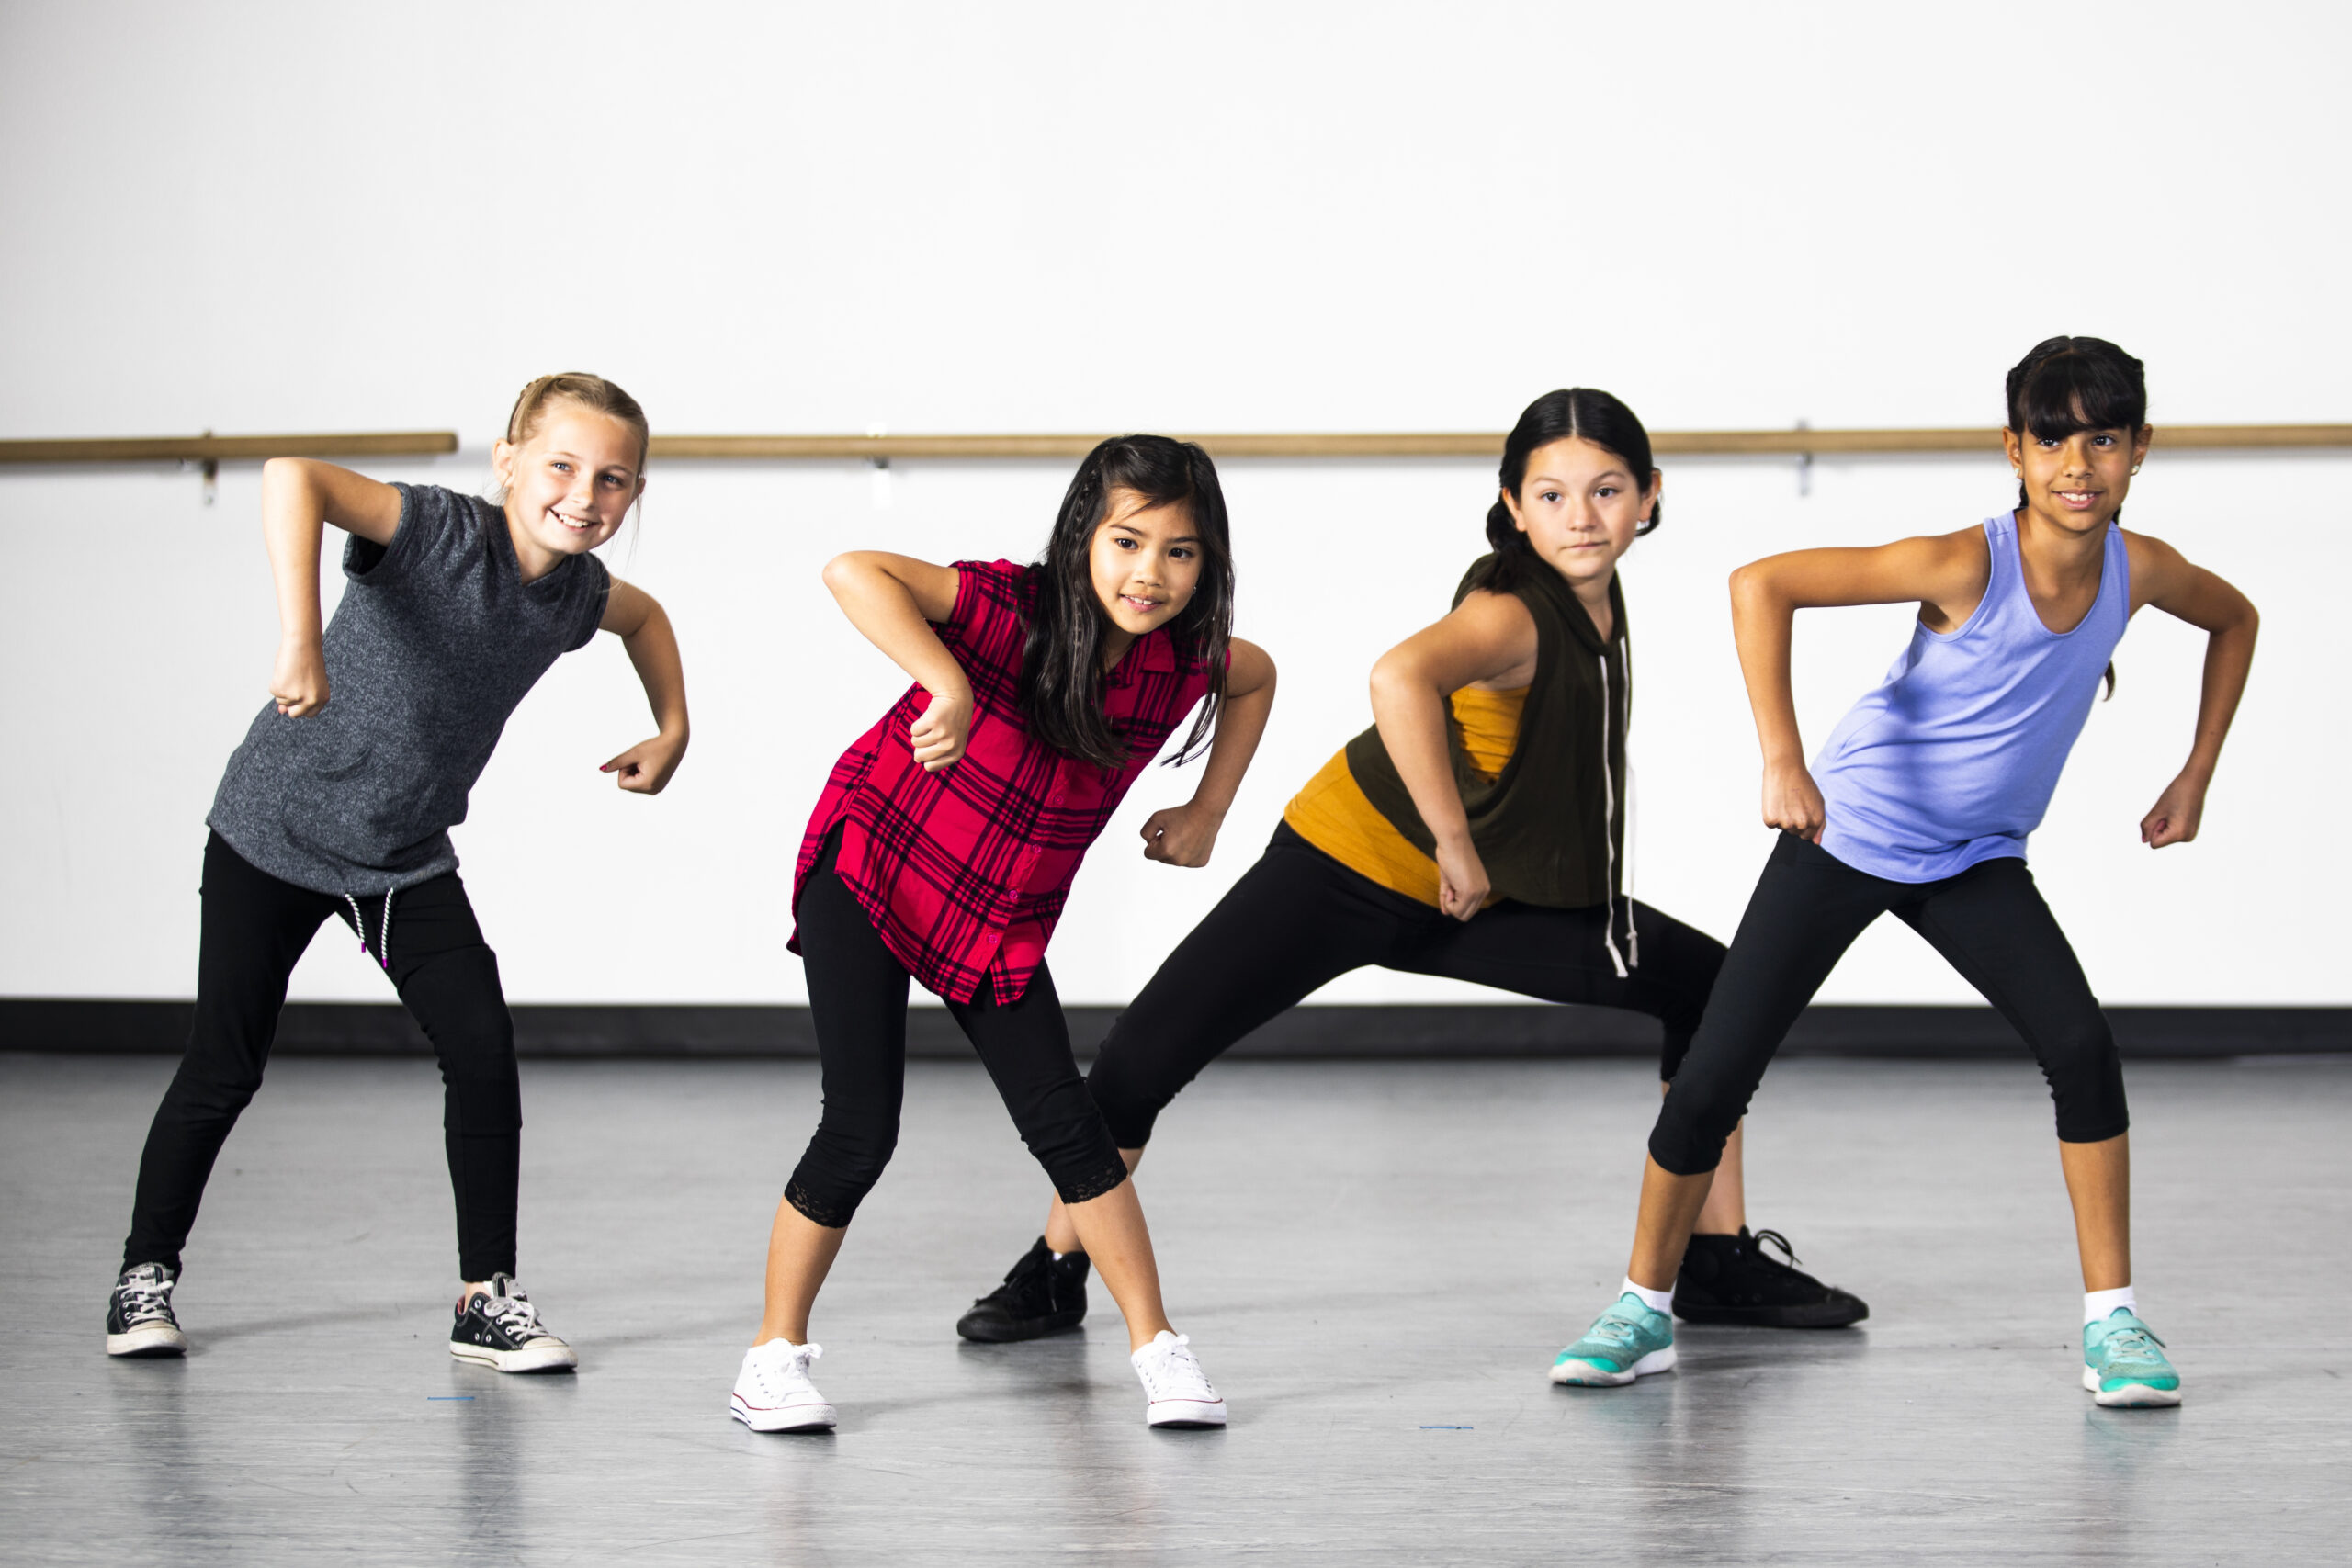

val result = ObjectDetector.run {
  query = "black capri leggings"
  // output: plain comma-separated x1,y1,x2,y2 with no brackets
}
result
1649,832,2128,1177
785,829,1131,1228
125,831,523,1282
1086,822,1728,1150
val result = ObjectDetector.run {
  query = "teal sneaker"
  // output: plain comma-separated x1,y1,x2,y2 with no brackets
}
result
1550,1293,1676,1386
2082,1308,2181,1408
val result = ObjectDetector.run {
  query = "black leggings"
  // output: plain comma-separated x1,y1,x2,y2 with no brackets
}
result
785,829,1130,1228
1650,832,2128,1176
125,832,524,1281
1085,822,1728,1149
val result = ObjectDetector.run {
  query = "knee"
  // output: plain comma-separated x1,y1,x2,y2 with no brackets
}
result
2041,1015,2127,1139
786,1114,901,1227
1084,1046,1178,1151
1019,1084,1128,1203
1647,1076,1745,1178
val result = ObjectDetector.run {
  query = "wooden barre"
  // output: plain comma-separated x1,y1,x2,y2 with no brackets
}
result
6,425,2348,466
0,433,459,465
647,425,2352,460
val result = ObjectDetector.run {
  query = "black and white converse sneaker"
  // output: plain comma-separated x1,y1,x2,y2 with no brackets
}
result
956,1236,1091,1342
106,1262,188,1358
449,1274,578,1371
1675,1227,1869,1329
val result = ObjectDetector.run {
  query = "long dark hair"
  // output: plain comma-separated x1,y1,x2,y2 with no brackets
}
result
2007,335,2142,702
1019,434,1234,769
1467,388,1659,595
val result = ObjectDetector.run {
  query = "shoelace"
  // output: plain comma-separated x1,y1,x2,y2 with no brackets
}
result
754,1342,822,1395
1137,1335,1208,1397
481,1292,545,1340
1750,1228,1804,1269
119,1271,175,1320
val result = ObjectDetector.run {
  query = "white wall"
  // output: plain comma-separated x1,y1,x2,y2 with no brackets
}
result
1,2,2344,1008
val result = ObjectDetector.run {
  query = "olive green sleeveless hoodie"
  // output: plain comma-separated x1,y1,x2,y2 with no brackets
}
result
1342,554,1628,911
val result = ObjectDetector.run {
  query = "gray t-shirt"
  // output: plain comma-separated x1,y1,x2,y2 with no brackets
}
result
208,482,611,896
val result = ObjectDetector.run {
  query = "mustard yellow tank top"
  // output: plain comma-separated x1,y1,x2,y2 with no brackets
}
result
1283,685,1528,908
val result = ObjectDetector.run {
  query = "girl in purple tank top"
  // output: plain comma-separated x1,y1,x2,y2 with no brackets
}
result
1551,337,2259,1411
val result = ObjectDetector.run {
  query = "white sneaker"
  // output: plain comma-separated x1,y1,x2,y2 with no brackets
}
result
1131,1330,1227,1427
730,1339,836,1432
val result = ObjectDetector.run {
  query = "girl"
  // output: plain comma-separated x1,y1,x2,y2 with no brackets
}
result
732,435,1277,1433
106,373,689,1372
957,389,1864,1348
1552,337,2258,1408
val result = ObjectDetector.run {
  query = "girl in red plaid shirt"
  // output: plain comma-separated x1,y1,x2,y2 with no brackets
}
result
729,436,1277,1435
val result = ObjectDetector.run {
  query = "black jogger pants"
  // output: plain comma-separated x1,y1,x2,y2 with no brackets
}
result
123,831,524,1280
1085,822,1728,1149
1648,832,2128,1176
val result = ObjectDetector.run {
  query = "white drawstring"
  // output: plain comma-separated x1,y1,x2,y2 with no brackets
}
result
1597,650,1628,979
1621,630,1639,969
343,888,397,972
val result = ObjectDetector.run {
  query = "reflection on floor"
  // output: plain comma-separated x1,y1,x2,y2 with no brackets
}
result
3,1052,2344,1566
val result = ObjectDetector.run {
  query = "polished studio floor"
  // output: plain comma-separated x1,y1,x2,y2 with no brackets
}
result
3,1050,2345,1565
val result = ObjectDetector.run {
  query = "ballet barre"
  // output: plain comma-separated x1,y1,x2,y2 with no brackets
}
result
0,433,460,465
3,426,2346,467
646,425,2352,460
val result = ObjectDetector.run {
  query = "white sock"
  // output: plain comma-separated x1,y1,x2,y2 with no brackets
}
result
2084,1285,2137,1325
1621,1277,1675,1314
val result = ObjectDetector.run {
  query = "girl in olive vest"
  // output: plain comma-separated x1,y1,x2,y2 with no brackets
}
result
956,389,1865,1344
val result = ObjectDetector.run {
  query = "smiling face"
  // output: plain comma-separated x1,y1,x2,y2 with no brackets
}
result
2005,417,2150,536
1500,436,1657,595
492,400,647,575
1088,487,1204,663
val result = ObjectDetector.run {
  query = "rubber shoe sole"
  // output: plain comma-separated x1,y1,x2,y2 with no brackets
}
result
450,1340,578,1373
1673,1297,1866,1329
2083,1366,2181,1408
1147,1395,1227,1428
1551,1345,1676,1387
956,1305,1084,1344
730,1392,837,1432
105,1324,187,1358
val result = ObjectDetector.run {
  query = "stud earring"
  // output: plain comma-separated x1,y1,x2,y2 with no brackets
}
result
2131,465,2142,474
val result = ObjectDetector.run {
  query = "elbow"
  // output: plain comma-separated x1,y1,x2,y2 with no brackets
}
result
1366,651,1420,717
820,551,865,599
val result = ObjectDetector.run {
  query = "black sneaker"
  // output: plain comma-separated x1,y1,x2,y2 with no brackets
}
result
106,1262,188,1358
1674,1227,1869,1329
956,1237,1090,1342
449,1274,578,1371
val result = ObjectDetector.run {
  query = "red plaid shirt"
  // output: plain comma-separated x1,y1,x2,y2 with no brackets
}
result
791,559,1218,1004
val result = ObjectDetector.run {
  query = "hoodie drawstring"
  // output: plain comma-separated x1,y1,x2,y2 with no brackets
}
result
1596,641,1639,977
344,887,396,973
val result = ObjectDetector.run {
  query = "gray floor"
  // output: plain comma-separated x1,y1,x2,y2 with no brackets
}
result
3,1052,2346,1566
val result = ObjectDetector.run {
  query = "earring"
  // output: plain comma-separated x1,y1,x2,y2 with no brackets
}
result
2131,465,2142,474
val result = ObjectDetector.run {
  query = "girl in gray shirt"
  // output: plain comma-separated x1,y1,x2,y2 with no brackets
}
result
105,374,690,1374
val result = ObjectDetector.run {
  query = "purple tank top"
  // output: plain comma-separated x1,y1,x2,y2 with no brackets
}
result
1815,513,2129,883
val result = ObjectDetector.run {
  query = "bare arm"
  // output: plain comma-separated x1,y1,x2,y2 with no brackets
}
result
1139,637,1277,867
258,457,402,716
596,576,690,795
821,551,969,771
1367,591,1539,920
1727,531,1988,841
2126,534,2259,847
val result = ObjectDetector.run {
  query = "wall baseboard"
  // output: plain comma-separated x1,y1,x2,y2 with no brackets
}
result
3,998,2344,1060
